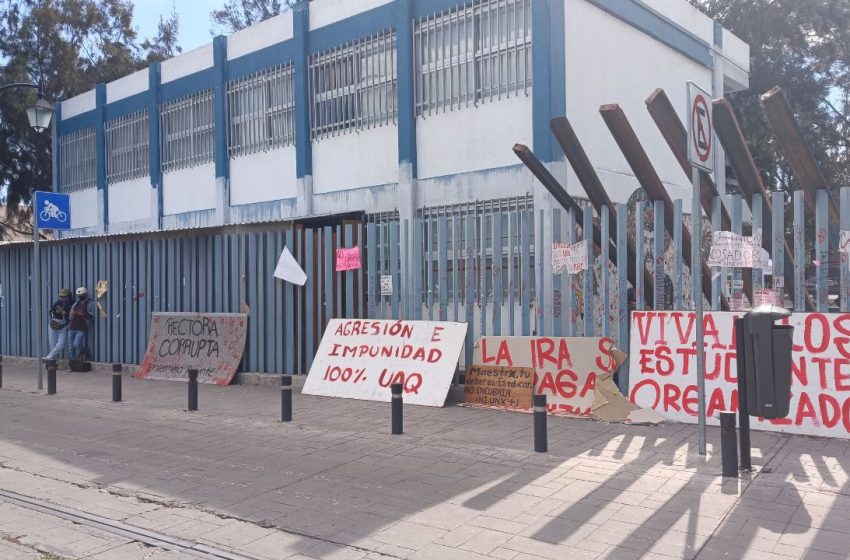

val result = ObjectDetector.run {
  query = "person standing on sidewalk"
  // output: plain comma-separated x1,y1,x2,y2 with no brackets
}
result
69,287,96,362
45,288,73,362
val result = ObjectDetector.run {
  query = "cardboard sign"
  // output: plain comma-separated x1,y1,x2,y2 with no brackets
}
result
629,311,850,439
303,319,468,407
552,240,588,274
380,275,393,296
135,312,248,385
707,232,771,269
473,336,659,423
336,247,361,271
463,365,534,409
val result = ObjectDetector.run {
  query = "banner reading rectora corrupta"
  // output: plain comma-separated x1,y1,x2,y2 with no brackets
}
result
629,310,850,438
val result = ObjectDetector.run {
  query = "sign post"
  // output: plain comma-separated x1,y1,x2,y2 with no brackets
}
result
33,191,71,390
687,82,714,455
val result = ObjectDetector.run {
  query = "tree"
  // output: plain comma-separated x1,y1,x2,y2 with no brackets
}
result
0,0,181,239
210,0,295,35
689,0,850,193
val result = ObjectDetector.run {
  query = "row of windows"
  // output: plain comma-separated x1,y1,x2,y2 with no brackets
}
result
59,0,532,191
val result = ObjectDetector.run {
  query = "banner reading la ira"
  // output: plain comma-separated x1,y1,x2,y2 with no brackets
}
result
629,310,850,438
303,319,467,406
135,312,248,385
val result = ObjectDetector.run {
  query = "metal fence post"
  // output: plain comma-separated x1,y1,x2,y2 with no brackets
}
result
281,374,292,422
112,363,122,402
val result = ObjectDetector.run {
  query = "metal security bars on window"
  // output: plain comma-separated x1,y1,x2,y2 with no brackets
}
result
227,63,295,158
105,110,150,183
59,127,97,192
309,30,398,139
414,0,532,116
161,90,214,172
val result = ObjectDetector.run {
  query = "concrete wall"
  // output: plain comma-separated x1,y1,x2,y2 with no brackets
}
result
309,0,394,29
106,69,148,103
69,188,98,230
230,148,298,205
228,12,293,60
162,163,216,215
61,91,96,120
107,177,153,223
161,43,214,84
312,126,399,194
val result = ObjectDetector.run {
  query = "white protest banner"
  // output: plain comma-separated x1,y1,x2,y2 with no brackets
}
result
552,240,588,274
629,310,850,439
274,246,307,286
707,231,771,269
303,319,468,407
380,275,393,296
136,312,248,385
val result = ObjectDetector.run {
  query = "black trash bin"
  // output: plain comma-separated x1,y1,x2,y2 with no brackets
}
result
739,304,793,419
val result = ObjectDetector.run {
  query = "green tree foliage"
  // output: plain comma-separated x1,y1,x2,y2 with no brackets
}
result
690,0,850,193
0,0,180,238
210,0,296,34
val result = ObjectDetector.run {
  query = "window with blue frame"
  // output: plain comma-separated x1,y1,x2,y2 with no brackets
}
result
309,30,398,139
414,0,532,116
227,63,296,158
161,90,215,172
59,127,97,192
105,110,150,183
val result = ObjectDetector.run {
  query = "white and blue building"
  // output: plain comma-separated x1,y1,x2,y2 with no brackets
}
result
1,0,751,373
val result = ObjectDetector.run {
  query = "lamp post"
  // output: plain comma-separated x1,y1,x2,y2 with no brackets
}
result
1,81,54,389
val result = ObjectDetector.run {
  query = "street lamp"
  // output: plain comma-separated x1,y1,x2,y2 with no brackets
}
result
0,81,54,132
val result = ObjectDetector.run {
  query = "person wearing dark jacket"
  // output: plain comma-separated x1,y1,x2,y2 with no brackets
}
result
45,288,73,361
69,287,96,361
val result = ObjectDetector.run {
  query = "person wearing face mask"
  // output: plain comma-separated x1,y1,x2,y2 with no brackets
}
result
45,288,73,362
68,287,96,363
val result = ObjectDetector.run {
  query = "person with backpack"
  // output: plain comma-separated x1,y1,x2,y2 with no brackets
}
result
45,288,73,361
68,287,96,362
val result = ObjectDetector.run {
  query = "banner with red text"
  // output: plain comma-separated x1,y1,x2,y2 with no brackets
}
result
629,311,850,438
136,312,248,385
303,319,468,406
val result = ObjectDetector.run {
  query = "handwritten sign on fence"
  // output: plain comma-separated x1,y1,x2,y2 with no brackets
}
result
707,231,771,269
135,312,248,385
463,365,534,409
303,319,468,407
629,311,850,439
336,247,361,271
552,240,588,274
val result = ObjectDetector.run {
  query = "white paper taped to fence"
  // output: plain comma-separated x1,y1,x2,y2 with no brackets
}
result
380,275,393,296
303,319,468,407
707,231,771,269
274,247,307,286
841,231,850,253
754,288,781,307
552,240,588,274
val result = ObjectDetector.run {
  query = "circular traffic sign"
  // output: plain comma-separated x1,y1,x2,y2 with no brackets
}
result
691,94,712,164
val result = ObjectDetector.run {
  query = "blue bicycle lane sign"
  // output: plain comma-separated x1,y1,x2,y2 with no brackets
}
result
34,191,71,230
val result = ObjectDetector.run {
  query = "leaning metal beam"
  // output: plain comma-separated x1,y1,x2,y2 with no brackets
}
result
548,116,654,307
712,97,812,310
599,103,729,310
760,86,840,242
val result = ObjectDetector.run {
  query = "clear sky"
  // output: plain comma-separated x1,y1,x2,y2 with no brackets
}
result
134,0,227,53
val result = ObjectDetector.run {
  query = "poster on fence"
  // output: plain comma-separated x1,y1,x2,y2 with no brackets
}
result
135,312,248,385
552,241,588,274
474,336,662,423
707,231,771,269
336,247,361,271
629,310,850,438
303,319,468,407
463,365,534,410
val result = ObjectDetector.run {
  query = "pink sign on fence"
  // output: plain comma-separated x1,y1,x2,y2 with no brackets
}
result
336,246,361,271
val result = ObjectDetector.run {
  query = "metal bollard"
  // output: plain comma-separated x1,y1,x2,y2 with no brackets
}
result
281,374,292,422
187,369,198,411
391,383,403,435
47,364,57,395
534,394,548,453
112,363,122,402
0,355,3,389
734,318,752,471
720,411,738,478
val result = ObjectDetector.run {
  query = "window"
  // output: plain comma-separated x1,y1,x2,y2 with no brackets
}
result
161,90,214,172
414,0,532,115
105,110,150,183
227,63,295,158
59,128,96,192
309,30,397,139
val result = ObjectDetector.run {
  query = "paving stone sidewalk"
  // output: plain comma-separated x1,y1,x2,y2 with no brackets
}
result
0,363,847,559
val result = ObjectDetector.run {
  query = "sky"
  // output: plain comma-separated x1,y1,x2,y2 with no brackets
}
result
134,0,228,52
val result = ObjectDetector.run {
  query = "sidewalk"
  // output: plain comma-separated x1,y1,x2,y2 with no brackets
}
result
0,363,847,559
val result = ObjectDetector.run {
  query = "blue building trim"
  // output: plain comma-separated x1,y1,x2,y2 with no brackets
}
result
309,4,396,53
294,1,311,178
149,62,163,228
532,0,566,163
713,20,723,47
95,83,107,226
586,0,713,69
227,40,298,81
411,0,468,18
54,102,62,193
60,111,98,135
160,68,216,103
396,0,416,176
104,90,151,120
213,36,229,181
